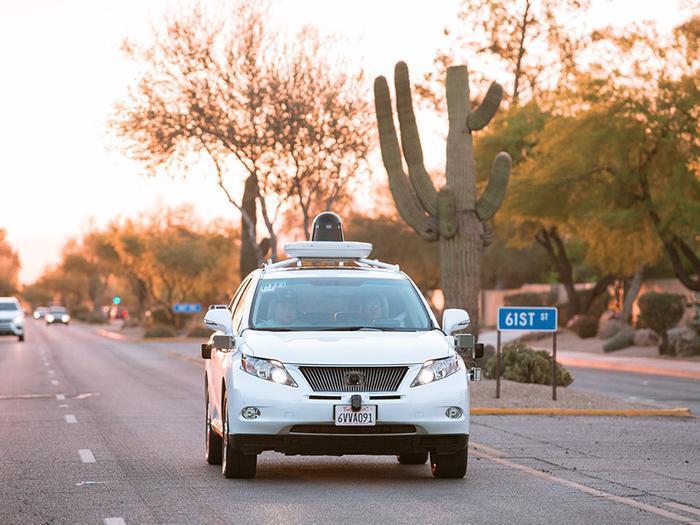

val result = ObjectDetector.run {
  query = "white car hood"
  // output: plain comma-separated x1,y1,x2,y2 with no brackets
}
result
241,330,450,365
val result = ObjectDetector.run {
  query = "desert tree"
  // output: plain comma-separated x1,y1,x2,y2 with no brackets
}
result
110,3,372,277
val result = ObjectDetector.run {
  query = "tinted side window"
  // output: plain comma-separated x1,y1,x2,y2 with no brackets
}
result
228,278,251,314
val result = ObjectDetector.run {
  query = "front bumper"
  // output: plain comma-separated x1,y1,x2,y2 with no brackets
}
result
0,321,23,336
225,362,470,455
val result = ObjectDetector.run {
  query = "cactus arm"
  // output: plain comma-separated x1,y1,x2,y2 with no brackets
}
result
393,62,439,216
374,76,438,241
437,186,457,238
481,220,495,247
467,82,503,131
476,152,512,220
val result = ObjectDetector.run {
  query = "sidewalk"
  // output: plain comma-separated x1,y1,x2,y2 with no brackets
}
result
479,329,700,380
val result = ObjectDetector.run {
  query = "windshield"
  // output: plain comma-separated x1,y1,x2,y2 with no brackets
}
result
0,302,19,311
250,276,432,331
49,307,67,314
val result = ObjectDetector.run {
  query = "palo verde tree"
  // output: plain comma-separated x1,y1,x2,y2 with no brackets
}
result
110,2,372,279
374,62,511,330
0,229,20,296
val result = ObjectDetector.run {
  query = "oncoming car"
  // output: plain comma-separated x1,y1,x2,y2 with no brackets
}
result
0,297,25,342
201,238,482,479
46,306,71,325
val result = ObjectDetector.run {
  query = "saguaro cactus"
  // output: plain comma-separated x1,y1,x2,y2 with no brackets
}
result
374,62,511,331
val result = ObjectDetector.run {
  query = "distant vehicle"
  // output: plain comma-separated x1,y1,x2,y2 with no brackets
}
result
110,306,128,320
33,306,48,320
0,297,25,342
46,306,71,326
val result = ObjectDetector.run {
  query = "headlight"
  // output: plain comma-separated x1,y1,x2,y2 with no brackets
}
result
61,314,70,322
241,355,297,387
411,355,461,387
46,315,54,322
13,315,24,325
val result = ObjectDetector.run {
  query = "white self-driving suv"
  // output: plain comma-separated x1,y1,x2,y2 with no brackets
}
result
201,242,480,479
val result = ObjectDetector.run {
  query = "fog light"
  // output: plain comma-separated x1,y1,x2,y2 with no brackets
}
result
445,406,463,419
241,406,261,420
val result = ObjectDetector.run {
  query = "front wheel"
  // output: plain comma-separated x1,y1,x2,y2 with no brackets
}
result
221,391,257,479
431,449,468,479
205,380,222,465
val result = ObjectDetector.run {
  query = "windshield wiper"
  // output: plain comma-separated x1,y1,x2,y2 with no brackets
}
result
315,326,387,331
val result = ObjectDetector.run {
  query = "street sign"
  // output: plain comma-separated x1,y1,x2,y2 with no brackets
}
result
497,306,558,332
495,306,559,401
172,303,202,314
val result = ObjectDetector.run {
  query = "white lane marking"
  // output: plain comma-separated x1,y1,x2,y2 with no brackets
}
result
64,414,77,424
78,449,96,463
51,380,59,386
59,404,68,408
471,445,697,524
43,362,49,367
666,502,700,517
48,369,55,375
56,394,65,400
104,518,126,525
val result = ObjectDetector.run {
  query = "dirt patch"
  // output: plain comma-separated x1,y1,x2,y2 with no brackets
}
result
470,379,658,409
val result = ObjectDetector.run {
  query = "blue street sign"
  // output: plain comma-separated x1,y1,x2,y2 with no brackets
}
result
497,306,558,332
172,303,202,314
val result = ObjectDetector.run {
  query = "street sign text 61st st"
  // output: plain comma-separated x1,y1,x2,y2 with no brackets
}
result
497,306,558,332
495,306,559,400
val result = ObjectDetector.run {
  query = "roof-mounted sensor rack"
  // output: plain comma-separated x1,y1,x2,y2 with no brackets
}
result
261,241,400,272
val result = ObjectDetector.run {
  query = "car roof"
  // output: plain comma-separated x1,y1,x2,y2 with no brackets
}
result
0,297,19,303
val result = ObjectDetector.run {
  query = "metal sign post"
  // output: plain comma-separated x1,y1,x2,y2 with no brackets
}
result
496,306,558,401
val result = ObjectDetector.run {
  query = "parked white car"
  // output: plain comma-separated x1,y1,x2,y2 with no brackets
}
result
201,241,482,479
0,297,25,342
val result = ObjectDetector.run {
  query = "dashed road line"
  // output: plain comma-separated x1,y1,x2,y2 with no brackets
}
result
56,394,65,400
48,369,55,375
470,443,698,524
78,449,96,463
64,414,77,424
104,518,126,525
51,380,59,386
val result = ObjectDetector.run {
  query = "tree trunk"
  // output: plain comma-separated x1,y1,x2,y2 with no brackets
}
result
621,266,644,324
240,174,259,280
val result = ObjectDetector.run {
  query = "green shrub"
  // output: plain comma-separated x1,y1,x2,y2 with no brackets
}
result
148,308,176,327
602,326,635,352
567,315,598,338
504,292,547,307
187,325,212,338
482,341,573,386
637,292,685,354
581,290,612,319
84,311,107,324
143,324,177,338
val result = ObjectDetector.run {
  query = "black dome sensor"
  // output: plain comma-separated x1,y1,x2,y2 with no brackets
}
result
311,212,344,241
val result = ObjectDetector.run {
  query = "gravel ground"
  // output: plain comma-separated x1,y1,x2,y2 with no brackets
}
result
470,378,660,409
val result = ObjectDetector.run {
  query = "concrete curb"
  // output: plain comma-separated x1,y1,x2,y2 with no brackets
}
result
471,407,693,417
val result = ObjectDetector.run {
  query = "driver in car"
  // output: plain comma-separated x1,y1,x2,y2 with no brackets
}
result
361,294,389,324
271,295,299,326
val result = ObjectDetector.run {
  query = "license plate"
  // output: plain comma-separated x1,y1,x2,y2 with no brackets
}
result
334,405,377,426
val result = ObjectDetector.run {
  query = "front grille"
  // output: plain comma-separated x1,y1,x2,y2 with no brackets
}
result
289,424,416,435
299,366,408,392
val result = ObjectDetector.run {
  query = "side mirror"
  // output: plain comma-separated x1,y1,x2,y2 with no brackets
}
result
442,308,470,335
212,334,235,350
204,305,233,334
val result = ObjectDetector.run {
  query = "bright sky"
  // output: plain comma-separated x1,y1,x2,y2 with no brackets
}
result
0,0,688,283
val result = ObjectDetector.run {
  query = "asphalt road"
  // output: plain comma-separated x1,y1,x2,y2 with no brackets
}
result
1,320,699,525
569,366,700,415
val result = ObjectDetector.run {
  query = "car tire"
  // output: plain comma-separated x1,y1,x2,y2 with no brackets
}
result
205,380,222,465
221,390,257,479
397,451,428,465
18,334,24,342
430,449,468,479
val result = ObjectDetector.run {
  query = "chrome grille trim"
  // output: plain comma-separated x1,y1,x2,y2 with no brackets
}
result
299,366,408,392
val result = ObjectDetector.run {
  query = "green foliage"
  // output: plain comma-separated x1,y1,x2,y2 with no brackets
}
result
143,324,177,338
0,229,21,296
483,341,573,386
637,292,685,335
504,292,549,307
602,326,635,352
480,238,552,289
567,315,598,339
75,311,107,324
